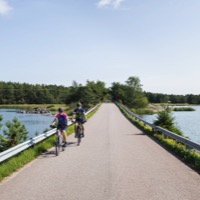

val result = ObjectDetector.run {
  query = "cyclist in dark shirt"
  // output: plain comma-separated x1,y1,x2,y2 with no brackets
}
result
72,103,86,137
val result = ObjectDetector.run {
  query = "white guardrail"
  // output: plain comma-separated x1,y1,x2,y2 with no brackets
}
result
0,104,100,163
119,103,200,152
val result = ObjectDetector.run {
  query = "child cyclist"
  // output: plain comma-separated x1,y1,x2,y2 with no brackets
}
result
51,108,68,147
72,103,86,138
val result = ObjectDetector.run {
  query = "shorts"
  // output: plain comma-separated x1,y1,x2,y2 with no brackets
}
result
57,124,67,131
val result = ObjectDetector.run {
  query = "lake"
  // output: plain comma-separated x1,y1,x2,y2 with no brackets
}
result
141,106,200,144
0,109,54,139
1,107,200,144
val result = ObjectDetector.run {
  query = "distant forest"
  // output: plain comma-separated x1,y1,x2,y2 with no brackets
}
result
0,79,200,108
145,92,200,104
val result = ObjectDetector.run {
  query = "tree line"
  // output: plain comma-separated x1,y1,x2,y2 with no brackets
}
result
145,92,200,104
0,77,148,109
1,76,199,152
0,78,200,108
0,76,147,152
0,81,69,104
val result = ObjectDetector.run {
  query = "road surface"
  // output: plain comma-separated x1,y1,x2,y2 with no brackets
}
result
0,103,200,200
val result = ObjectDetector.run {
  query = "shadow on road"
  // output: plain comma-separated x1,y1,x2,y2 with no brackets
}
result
38,142,79,159
39,151,56,159
125,133,146,136
66,142,78,147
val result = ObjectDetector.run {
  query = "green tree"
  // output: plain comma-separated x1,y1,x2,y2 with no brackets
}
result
66,80,107,108
125,76,148,108
153,111,183,136
110,82,126,103
110,76,148,108
0,115,7,152
3,117,28,148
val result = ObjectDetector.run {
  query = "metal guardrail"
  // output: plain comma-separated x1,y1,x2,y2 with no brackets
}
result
0,104,100,163
119,103,200,152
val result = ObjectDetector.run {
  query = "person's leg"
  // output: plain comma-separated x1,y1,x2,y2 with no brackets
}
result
61,129,67,144
74,124,76,137
81,123,85,137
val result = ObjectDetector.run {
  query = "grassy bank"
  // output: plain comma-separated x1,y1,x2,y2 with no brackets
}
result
172,107,195,111
0,104,70,113
0,104,66,109
142,104,196,115
117,103,200,174
0,104,100,182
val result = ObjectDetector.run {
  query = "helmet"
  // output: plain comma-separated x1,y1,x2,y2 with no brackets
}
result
77,103,82,107
58,107,64,113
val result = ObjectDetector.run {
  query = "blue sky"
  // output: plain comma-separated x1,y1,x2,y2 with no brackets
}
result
0,0,200,94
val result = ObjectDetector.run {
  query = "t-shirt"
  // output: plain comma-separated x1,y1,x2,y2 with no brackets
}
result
73,108,85,120
55,113,68,126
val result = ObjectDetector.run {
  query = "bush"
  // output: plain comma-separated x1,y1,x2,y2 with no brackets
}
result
173,107,195,111
153,111,183,136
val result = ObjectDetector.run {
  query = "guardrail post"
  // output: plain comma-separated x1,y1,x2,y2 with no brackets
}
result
30,138,35,147
186,145,192,151
163,134,167,139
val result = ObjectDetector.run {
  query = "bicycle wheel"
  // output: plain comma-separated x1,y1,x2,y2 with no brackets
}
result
77,127,81,146
55,138,59,156
62,140,66,151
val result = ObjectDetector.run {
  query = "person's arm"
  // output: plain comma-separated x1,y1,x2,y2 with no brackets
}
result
65,113,69,125
51,117,57,127
83,109,87,122
72,109,76,122
51,114,58,126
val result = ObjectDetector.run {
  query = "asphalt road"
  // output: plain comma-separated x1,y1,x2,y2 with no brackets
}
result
0,103,200,200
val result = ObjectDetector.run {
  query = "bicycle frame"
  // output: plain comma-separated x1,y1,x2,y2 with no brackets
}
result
55,129,65,156
75,122,83,146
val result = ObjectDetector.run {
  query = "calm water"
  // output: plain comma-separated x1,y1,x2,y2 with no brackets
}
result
0,109,54,138
1,107,200,144
141,106,200,144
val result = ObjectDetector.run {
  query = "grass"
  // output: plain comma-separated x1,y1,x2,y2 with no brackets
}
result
0,104,100,182
0,104,69,112
116,103,200,174
172,107,195,111
0,104,65,109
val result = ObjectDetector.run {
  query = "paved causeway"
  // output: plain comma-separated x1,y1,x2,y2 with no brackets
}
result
0,103,200,200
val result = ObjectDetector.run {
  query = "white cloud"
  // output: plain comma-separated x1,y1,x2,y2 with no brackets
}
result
98,0,112,8
97,0,125,9
0,0,12,15
113,0,125,9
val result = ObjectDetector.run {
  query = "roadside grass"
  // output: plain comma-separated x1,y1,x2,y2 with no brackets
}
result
0,104,66,109
145,103,198,114
0,104,69,112
172,107,195,111
0,104,100,182
117,103,200,174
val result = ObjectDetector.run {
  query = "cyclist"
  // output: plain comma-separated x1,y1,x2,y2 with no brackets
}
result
51,108,68,147
72,103,86,138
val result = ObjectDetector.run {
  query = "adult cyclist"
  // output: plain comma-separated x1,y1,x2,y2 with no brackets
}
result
72,103,86,138
51,107,68,147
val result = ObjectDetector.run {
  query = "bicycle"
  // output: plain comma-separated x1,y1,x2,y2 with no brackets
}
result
50,125,66,156
74,121,83,146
